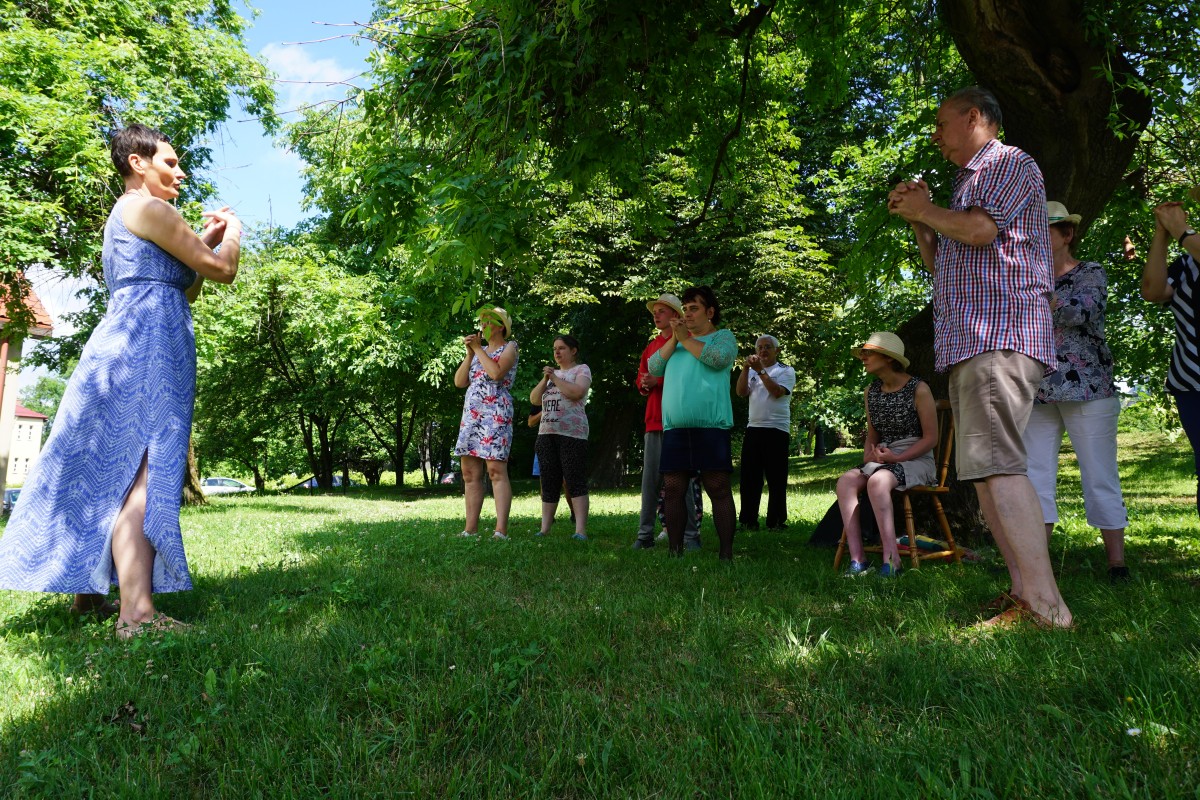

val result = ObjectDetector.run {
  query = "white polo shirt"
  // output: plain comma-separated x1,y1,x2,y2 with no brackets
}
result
747,362,796,433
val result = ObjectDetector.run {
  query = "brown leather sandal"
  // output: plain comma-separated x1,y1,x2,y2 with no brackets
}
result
114,614,191,641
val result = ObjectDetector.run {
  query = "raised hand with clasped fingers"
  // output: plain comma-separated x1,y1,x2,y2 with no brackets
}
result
1154,201,1188,240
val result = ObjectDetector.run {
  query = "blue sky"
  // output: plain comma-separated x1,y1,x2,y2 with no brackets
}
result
204,0,377,232
24,0,377,384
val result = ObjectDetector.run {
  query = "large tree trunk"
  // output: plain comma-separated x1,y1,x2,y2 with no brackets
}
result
182,438,207,507
587,401,640,489
940,0,1153,223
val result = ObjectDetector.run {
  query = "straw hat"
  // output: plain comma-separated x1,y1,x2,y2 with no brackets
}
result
645,293,683,316
851,332,910,369
1046,201,1081,226
478,306,512,335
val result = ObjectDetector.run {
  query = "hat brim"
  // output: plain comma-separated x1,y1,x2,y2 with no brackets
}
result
1049,214,1082,225
646,300,682,315
852,344,910,369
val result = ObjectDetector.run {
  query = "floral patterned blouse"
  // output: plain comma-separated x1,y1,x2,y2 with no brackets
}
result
1036,260,1116,404
453,341,518,461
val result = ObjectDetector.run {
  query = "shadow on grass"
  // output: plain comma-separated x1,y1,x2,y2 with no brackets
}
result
3,491,1199,795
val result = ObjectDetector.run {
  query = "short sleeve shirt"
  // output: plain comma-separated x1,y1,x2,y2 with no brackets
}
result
747,363,796,432
933,138,1055,373
538,364,591,439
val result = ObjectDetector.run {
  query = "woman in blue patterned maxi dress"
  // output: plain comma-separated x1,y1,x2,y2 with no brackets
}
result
0,125,242,638
452,307,518,539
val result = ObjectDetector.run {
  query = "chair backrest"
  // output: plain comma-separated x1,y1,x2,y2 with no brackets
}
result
933,399,954,489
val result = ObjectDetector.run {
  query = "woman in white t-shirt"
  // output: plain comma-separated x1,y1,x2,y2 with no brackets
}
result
531,335,592,539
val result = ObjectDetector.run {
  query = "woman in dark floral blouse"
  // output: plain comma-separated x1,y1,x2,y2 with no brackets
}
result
1023,202,1129,581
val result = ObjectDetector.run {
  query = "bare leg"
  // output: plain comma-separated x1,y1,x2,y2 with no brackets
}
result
70,592,117,618
113,455,158,629
980,474,1072,627
540,501,557,534
485,459,512,534
461,456,485,534
1101,528,1126,568
572,495,590,536
976,481,1024,598
836,469,869,563
865,470,900,567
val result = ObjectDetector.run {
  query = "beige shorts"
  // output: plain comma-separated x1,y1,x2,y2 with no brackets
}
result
948,350,1044,481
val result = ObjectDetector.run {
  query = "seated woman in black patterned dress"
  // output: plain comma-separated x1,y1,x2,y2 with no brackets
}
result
835,332,938,577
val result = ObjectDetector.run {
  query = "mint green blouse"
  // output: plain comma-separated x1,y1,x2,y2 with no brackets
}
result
647,328,737,430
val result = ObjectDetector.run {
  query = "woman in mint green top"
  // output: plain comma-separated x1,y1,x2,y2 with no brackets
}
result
647,286,738,559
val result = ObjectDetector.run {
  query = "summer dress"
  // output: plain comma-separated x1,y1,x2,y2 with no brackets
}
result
0,196,198,593
453,342,518,461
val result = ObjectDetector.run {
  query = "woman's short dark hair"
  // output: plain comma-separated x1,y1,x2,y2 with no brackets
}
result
555,334,582,361
111,124,169,177
1052,221,1079,255
681,285,721,325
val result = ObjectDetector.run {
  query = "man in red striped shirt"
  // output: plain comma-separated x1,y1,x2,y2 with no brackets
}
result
889,86,1072,629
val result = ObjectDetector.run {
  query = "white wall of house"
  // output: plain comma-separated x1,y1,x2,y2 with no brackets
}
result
6,407,45,486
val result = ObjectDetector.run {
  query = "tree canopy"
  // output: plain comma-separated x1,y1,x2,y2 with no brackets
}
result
0,0,274,339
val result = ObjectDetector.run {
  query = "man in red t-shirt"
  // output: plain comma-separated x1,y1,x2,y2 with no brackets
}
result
633,294,699,549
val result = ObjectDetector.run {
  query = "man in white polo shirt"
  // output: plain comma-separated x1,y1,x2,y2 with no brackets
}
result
735,335,796,530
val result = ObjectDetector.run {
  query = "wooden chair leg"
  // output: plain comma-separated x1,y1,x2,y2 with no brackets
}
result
902,494,920,568
834,528,848,572
931,497,961,565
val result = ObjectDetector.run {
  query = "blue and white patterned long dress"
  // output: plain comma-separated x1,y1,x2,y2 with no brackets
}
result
0,196,197,594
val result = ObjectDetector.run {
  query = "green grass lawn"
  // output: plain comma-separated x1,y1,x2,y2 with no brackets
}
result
2,432,1199,798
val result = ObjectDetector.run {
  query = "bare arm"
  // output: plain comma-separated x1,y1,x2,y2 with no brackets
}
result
550,368,591,402
472,340,518,381
735,360,753,397
530,374,549,404
876,382,938,463
122,198,240,283
454,335,478,389
862,388,879,461
890,178,997,262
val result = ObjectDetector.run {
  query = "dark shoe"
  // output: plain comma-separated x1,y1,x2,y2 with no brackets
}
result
877,563,903,578
1108,565,1131,583
632,538,655,550
766,522,788,531
685,538,702,552
740,521,760,531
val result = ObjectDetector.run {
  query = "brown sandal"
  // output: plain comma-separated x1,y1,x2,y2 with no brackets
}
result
979,593,1018,614
114,614,191,641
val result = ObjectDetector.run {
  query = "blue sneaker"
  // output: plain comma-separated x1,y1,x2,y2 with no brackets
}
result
877,562,903,578
685,538,702,552
843,560,871,577
572,533,588,541
632,538,655,549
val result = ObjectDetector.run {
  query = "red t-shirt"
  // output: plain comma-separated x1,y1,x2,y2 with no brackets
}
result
636,332,672,433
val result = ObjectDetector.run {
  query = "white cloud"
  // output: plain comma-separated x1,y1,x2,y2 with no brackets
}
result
261,43,361,114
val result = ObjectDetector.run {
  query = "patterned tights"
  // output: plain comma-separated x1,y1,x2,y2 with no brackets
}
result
663,470,736,559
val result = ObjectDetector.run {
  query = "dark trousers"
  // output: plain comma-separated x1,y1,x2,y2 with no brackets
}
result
1175,391,1200,519
739,426,790,528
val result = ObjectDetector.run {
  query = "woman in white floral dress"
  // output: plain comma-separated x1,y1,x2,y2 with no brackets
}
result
452,307,518,540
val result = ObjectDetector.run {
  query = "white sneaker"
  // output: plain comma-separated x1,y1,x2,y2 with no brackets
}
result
656,529,667,541
491,531,510,541
457,530,477,538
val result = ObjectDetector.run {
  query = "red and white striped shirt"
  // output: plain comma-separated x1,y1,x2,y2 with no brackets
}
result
932,138,1055,373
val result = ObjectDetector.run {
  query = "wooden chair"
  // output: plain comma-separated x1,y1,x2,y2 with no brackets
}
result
833,400,962,570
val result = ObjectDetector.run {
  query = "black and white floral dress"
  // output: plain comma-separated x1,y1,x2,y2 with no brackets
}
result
859,377,936,489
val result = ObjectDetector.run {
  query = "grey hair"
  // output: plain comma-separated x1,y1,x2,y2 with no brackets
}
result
756,335,780,348
946,86,1003,129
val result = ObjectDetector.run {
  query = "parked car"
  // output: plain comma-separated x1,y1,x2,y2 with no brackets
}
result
296,475,356,489
201,477,255,496
3,488,20,514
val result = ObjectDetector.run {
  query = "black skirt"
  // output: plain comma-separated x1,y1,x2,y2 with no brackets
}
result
660,427,733,473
